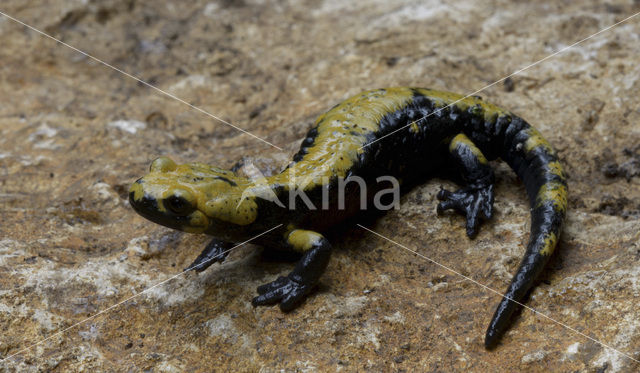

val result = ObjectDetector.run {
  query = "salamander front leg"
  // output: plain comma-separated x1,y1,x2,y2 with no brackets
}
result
184,238,233,272
252,230,331,311
437,133,495,238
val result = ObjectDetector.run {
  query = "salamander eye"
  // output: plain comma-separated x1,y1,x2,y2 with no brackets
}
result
150,157,177,173
165,195,191,215
164,189,195,215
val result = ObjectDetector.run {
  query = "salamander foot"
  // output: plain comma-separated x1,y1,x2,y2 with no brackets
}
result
184,239,232,272
252,275,313,312
437,184,494,238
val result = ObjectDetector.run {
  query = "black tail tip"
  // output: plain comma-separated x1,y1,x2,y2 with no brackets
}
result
484,328,501,350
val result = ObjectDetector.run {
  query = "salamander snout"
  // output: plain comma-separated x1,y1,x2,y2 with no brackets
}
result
128,178,157,213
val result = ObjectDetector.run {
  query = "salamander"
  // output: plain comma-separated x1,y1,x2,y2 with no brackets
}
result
129,87,567,349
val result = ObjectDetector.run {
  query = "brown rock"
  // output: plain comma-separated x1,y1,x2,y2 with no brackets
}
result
1,1,639,371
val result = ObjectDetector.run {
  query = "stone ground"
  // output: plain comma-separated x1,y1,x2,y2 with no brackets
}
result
1,0,640,372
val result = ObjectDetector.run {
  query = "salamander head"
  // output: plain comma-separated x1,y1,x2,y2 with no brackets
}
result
129,157,258,234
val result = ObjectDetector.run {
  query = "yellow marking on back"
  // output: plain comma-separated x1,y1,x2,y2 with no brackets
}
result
410,122,420,133
449,133,488,164
271,87,416,190
269,87,514,191
536,181,568,213
524,127,554,154
287,229,324,252
540,232,558,256
414,88,509,122
546,161,565,179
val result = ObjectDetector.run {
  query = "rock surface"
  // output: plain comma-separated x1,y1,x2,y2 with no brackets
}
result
1,0,640,371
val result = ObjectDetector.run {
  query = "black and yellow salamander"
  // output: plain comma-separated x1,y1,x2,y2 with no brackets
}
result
129,87,567,349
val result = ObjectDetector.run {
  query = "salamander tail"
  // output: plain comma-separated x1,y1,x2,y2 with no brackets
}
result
485,118,567,349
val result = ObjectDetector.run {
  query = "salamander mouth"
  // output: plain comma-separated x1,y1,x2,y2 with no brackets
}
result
129,190,208,233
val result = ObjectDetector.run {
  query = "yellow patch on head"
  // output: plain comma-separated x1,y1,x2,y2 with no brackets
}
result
156,198,168,213
410,122,420,133
203,196,257,225
183,211,209,233
129,181,145,201
536,181,568,213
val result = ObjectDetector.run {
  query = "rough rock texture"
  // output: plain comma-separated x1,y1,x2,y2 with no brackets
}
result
1,0,640,371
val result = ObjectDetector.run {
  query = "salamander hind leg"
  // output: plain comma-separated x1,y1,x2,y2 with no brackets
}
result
437,133,495,238
185,238,233,272
252,229,331,311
